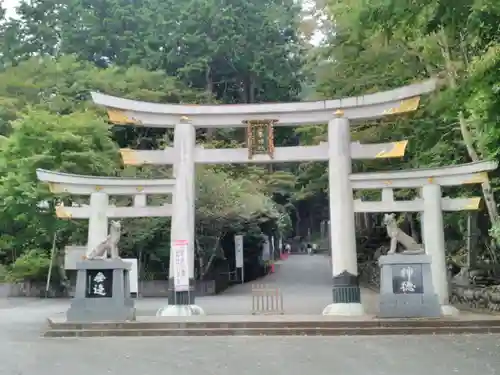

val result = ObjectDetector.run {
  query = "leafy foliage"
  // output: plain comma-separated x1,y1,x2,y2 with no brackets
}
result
8,249,52,283
303,0,500,253
2,0,500,282
0,0,303,281
0,109,119,262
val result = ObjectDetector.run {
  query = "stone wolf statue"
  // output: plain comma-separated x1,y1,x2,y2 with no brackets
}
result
383,213,423,255
86,220,122,260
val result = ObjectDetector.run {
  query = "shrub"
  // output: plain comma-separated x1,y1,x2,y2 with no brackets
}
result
8,249,51,283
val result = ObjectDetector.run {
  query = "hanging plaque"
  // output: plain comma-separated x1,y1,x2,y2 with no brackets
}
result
244,119,276,159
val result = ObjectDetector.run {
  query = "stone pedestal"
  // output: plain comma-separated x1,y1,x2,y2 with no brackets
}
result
322,271,364,316
67,259,135,322
167,278,196,305
378,254,440,318
156,278,205,317
156,305,205,317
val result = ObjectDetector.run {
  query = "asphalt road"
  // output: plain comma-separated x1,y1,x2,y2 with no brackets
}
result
0,255,499,375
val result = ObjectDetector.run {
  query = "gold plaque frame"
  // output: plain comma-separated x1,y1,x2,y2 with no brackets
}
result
244,119,277,159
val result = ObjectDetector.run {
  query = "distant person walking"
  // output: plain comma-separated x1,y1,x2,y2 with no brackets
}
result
306,243,312,255
285,243,291,254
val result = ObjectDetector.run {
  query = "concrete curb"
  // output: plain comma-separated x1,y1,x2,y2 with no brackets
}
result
44,317,500,338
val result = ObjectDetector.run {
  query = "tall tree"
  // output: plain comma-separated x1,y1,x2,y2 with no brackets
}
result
306,0,500,247
2,0,305,104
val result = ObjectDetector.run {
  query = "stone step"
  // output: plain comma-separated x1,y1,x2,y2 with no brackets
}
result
44,325,500,338
47,318,500,331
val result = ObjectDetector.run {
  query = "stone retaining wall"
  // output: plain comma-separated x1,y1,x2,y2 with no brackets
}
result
0,279,217,298
0,282,52,298
138,280,216,297
450,284,500,312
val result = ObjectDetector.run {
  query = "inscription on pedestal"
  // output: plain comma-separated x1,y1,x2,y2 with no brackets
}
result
392,264,424,294
68,260,134,322
378,254,440,318
85,269,113,298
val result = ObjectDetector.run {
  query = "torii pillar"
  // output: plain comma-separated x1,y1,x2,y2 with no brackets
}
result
157,116,204,316
323,110,364,316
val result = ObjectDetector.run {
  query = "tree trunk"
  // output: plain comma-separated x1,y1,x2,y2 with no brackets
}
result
439,30,499,224
407,213,420,243
249,74,256,103
364,212,371,231
239,76,248,103
294,208,301,237
199,235,222,280
205,65,216,140
194,237,204,280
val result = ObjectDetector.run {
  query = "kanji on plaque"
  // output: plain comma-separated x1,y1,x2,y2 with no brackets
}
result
172,239,190,291
85,269,113,298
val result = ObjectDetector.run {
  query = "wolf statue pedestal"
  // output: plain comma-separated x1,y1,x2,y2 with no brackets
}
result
66,221,135,322
67,259,135,322
378,214,440,318
378,254,440,318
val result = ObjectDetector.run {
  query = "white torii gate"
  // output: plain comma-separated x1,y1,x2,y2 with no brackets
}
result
36,169,175,256
91,79,445,316
352,160,498,315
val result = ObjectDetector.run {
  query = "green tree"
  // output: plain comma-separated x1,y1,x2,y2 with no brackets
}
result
304,0,500,255
2,0,305,105
8,249,53,283
0,0,303,282
0,54,207,158
0,109,119,262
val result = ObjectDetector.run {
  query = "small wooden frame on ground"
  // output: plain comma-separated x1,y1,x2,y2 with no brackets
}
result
251,284,284,315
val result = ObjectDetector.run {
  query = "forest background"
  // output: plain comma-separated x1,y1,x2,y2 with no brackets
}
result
0,0,499,285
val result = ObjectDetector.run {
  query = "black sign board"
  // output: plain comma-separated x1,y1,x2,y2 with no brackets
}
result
392,264,424,294
85,269,113,298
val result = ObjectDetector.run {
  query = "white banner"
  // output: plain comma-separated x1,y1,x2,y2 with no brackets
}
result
172,239,190,291
122,258,138,294
64,245,87,270
234,235,244,268
262,236,271,261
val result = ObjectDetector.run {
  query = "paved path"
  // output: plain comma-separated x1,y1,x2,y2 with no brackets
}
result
0,255,499,374
126,254,377,315
216,254,378,314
